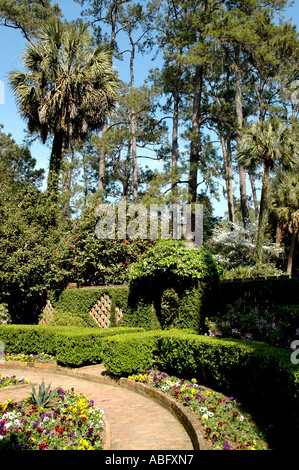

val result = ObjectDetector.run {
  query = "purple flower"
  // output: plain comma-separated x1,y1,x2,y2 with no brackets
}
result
223,441,230,450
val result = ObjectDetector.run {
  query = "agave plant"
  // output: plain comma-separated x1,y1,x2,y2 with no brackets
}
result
29,379,61,407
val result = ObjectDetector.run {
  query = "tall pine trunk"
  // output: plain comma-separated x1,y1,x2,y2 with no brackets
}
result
97,4,118,200
171,87,179,202
189,64,203,234
221,133,235,225
234,59,250,228
129,30,138,203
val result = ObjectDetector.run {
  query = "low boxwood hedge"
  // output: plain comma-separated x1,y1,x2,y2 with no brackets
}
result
157,330,299,447
101,329,196,376
0,325,144,367
101,328,298,447
51,286,130,327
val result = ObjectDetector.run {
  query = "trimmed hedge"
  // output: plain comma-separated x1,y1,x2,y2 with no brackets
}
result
50,286,130,327
157,330,299,448
102,329,196,376
101,329,299,447
0,325,144,367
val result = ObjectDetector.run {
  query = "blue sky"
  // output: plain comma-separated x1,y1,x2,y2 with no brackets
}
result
0,0,298,217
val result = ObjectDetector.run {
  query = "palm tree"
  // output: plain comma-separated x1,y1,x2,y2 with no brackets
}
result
9,19,119,197
237,119,299,267
270,172,299,275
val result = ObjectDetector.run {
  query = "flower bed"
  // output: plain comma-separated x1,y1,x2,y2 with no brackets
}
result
0,386,105,450
128,370,268,451
0,375,29,388
5,353,57,364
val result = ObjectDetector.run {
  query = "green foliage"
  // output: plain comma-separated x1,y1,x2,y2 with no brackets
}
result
66,200,157,286
46,309,92,328
0,0,62,40
29,379,60,408
51,286,130,328
118,291,161,331
160,288,180,329
0,125,44,190
156,330,299,446
101,326,299,446
0,324,144,367
102,329,195,376
0,184,72,323
129,239,221,282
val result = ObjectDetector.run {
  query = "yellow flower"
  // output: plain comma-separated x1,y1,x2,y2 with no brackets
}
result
77,446,85,450
207,391,211,396
191,378,197,384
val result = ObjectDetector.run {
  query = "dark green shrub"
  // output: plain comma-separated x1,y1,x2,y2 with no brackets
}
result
46,309,92,328
124,240,221,331
51,286,130,327
156,330,299,447
0,185,71,324
0,325,58,356
101,329,196,376
0,325,144,367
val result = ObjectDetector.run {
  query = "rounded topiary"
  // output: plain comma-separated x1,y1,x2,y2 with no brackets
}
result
129,239,221,283
126,240,222,332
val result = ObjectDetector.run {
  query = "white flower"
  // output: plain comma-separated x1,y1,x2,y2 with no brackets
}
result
208,412,214,417
200,407,207,413
240,415,244,421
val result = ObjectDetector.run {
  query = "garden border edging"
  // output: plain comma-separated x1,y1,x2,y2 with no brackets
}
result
0,363,206,450
119,377,207,450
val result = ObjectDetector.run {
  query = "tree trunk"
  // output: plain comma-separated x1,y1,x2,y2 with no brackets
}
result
255,160,270,267
287,229,298,275
189,64,204,234
249,170,259,220
97,4,118,200
128,30,138,203
48,130,64,197
98,121,107,198
234,59,250,228
62,152,72,222
171,86,179,203
220,133,235,225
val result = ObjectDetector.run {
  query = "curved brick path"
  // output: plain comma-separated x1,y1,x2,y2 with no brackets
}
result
0,365,193,451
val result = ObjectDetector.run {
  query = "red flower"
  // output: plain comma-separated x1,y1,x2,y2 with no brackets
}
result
218,422,223,427
205,427,212,434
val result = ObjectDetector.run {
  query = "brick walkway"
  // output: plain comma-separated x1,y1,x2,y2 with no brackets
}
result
0,365,194,451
